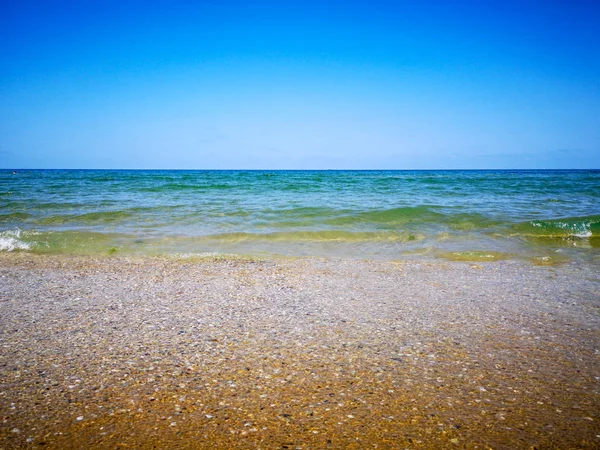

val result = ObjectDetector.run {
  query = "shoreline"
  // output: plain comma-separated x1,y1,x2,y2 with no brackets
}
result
1,254,599,448
0,244,590,268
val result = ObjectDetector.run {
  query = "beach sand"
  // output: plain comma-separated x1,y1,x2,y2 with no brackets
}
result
0,254,598,449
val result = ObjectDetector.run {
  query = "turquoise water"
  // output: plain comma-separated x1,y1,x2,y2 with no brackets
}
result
1,170,599,263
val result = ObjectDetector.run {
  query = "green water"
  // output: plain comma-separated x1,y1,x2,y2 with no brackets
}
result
1,170,599,263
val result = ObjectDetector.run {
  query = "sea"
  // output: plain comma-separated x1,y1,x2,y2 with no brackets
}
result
1,170,599,265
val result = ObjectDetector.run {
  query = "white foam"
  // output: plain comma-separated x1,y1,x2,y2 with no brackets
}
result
532,220,593,238
0,229,32,251
564,221,593,238
573,229,592,238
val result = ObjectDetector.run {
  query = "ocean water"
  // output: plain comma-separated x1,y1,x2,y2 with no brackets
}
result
1,170,599,264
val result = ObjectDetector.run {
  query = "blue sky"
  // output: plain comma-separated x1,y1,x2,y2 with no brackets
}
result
1,0,599,169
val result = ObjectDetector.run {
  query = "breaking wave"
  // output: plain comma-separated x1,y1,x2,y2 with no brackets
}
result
514,215,600,238
0,229,32,251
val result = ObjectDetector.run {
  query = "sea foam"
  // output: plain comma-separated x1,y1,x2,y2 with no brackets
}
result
0,229,31,251
530,218,595,238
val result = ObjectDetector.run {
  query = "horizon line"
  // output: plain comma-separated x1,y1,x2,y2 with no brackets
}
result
2,168,599,172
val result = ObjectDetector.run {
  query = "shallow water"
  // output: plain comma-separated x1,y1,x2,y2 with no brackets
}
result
1,169,599,263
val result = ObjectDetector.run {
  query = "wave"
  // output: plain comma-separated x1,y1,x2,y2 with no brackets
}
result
0,229,32,251
324,206,443,226
0,212,31,223
138,183,235,192
322,207,500,230
38,210,136,225
86,176,118,182
20,205,507,231
513,215,600,238
0,229,428,256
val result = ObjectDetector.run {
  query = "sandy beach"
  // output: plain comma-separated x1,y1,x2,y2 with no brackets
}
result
0,254,598,449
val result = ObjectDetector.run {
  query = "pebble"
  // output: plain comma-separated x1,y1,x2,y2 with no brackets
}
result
0,254,598,449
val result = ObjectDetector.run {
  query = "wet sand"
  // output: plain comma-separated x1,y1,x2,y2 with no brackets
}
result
0,254,599,449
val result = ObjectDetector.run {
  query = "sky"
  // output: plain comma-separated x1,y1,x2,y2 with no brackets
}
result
1,0,599,169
